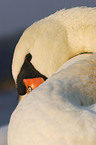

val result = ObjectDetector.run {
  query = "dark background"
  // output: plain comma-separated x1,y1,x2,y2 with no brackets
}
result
0,0,96,126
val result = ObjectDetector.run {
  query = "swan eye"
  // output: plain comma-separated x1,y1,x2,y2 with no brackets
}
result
27,86,32,93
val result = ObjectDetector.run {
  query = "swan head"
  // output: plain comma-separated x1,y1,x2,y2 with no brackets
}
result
12,7,96,101
15,53,47,101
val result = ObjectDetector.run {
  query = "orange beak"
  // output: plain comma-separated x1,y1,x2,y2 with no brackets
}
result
23,77,44,94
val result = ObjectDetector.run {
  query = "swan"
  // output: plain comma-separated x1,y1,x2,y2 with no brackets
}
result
7,7,96,145
8,53,96,145
12,7,96,100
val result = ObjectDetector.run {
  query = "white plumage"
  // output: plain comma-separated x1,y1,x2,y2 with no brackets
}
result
8,53,96,145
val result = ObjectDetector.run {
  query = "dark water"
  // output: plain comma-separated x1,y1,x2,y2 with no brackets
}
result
0,30,24,82
0,89,18,127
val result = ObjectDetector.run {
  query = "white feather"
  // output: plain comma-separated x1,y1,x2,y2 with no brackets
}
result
8,53,96,145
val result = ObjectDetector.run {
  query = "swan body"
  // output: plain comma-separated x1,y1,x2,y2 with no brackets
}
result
12,7,96,84
8,53,96,145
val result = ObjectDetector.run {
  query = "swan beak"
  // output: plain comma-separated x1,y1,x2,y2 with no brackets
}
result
18,78,44,102
23,78,44,94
